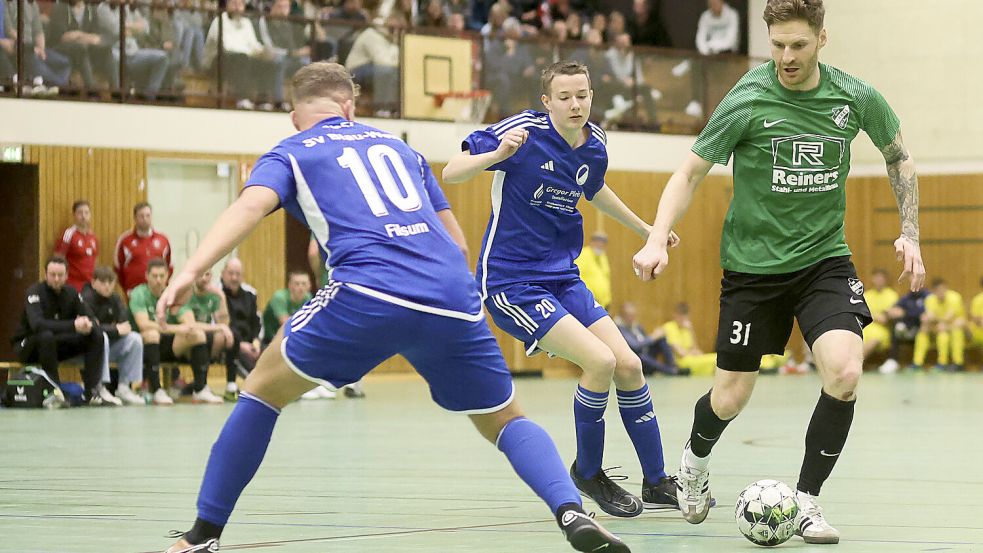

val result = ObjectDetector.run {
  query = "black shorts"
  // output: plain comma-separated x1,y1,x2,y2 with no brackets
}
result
714,256,872,372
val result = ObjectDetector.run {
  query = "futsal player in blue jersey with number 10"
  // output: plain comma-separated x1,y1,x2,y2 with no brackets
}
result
157,62,629,553
444,61,681,518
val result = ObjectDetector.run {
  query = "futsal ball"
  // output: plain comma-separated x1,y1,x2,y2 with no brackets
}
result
735,480,798,546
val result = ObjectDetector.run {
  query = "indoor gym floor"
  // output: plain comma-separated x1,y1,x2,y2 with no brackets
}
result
0,372,980,553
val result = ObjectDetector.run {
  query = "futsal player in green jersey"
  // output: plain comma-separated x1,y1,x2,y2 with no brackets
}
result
632,0,925,544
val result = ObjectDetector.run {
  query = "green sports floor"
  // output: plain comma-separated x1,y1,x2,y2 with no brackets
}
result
1,372,981,553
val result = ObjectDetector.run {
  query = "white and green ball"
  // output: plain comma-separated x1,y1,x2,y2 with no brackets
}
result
735,479,799,546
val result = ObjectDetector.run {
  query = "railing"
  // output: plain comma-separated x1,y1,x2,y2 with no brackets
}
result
0,0,763,134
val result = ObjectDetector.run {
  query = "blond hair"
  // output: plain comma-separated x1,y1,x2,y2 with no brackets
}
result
290,62,358,104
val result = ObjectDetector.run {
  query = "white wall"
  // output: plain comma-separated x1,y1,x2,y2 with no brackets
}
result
748,0,983,164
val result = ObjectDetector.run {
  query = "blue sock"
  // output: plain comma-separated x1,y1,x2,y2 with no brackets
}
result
617,383,666,482
496,417,582,514
573,385,608,480
196,392,280,526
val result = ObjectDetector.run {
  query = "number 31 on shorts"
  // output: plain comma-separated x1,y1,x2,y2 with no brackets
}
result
730,321,751,346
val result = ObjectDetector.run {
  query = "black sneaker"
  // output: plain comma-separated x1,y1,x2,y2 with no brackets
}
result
558,507,632,553
641,476,679,509
570,463,643,518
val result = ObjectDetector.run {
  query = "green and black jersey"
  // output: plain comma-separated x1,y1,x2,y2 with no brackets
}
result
693,60,900,274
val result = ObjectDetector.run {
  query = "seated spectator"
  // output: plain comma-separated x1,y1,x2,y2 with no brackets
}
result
346,10,405,117
11,256,107,405
3,0,71,94
605,32,659,128
260,0,311,109
130,258,223,404
662,302,717,376
329,0,369,23
695,0,739,55
180,268,239,398
220,258,261,392
144,3,186,94
589,11,606,40
615,302,679,376
480,2,514,41
48,0,115,93
419,0,448,27
261,270,312,346
82,266,145,405
882,287,927,373
969,277,983,355
0,5,11,85
96,2,170,100
862,268,899,359
508,0,543,31
54,199,99,294
204,0,286,110
173,0,207,74
565,11,583,42
604,10,625,43
913,279,967,371
575,232,611,310
483,17,536,117
629,0,671,47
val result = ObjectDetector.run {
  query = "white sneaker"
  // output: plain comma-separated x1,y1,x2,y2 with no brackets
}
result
685,100,704,118
192,387,225,404
153,388,175,405
116,384,145,406
675,445,712,524
795,491,840,544
878,358,900,375
97,385,123,406
235,98,255,110
301,385,336,400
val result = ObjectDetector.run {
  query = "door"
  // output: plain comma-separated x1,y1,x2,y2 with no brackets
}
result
0,164,40,361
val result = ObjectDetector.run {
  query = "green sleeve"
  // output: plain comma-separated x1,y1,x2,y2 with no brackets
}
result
691,80,756,165
128,288,150,319
269,291,290,319
857,82,901,149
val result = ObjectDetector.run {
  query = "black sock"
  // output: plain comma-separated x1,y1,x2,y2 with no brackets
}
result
190,344,210,392
183,517,224,544
225,348,237,384
797,390,855,496
555,502,585,525
689,390,733,458
143,343,161,392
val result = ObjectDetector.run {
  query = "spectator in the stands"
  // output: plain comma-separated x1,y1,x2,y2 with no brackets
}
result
48,0,115,93
604,10,625,43
695,0,740,55
54,199,99,294
3,0,71,93
204,0,286,110
11,256,107,405
629,0,671,47
346,10,405,116
260,0,311,108
615,302,680,376
115,202,172,296
96,1,170,99
82,266,145,405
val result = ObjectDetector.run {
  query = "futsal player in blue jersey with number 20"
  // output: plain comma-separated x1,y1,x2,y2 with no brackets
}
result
157,62,629,553
444,61,680,518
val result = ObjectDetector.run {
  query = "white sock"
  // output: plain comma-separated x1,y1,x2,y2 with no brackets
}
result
684,445,711,471
226,382,238,392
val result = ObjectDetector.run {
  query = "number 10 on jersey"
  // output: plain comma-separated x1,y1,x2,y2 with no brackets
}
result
337,145,422,216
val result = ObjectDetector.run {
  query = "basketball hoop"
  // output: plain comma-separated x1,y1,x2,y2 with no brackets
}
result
433,90,492,124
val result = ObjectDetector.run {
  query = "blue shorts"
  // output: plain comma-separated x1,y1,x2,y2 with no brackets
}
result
484,279,608,356
281,282,514,414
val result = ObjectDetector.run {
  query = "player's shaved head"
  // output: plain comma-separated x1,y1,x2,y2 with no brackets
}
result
763,0,824,33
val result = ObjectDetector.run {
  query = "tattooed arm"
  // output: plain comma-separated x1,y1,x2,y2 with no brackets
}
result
880,130,926,291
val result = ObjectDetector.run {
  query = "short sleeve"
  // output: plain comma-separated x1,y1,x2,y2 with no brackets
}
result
417,154,450,211
128,289,148,319
691,82,755,165
582,150,607,201
857,83,901,149
462,129,518,172
245,148,296,205
270,292,290,318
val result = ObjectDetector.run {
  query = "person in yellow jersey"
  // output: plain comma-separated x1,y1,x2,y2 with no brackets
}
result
575,232,612,310
862,268,900,372
662,303,717,376
970,277,983,350
912,278,966,371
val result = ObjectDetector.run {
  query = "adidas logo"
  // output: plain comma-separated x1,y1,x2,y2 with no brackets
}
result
634,410,657,424
541,160,555,171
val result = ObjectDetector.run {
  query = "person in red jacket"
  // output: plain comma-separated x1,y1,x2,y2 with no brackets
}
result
54,199,99,293
114,202,172,295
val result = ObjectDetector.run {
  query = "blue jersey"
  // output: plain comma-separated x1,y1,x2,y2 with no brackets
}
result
247,116,481,319
464,110,608,298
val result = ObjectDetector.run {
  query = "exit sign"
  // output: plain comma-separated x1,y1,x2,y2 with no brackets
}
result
1,145,22,163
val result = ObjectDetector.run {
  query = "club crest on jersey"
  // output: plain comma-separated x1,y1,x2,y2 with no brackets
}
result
576,164,589,186
848,277,864,295
832,105,851,129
